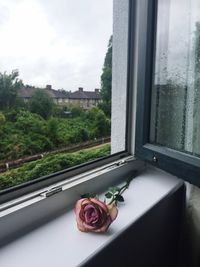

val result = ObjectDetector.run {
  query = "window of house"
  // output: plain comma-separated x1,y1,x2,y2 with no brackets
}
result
0,0,131,203
136,0,200,187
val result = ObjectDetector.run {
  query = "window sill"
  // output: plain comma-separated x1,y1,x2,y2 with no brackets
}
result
0,167,184,267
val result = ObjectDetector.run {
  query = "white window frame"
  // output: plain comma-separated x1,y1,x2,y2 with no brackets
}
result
0,0,145,243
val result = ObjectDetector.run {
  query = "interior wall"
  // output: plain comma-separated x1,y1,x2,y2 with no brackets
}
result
182,184,200,267
111,0,129,154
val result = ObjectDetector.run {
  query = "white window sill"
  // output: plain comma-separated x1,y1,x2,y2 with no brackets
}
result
0,168,183,267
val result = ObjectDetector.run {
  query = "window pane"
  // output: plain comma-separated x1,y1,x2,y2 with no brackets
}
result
0,0,128,192
150,0,200,157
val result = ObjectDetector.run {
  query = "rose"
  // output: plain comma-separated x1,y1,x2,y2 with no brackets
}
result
75,198,118,233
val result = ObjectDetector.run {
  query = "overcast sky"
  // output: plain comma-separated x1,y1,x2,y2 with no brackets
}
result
0,0,113,91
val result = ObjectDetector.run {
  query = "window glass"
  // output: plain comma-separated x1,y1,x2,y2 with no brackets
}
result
0,0,128,192
150,0,200,156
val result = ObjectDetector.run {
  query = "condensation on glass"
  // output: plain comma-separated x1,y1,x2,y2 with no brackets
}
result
150,0,200,156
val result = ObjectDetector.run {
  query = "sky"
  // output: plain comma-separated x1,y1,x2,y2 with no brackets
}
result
0,0,113,91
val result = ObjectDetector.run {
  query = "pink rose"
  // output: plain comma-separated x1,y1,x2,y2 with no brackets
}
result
75,198,118,233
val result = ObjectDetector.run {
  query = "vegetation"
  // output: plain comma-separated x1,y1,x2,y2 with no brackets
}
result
99,36,112,117
0,108,110,161
0,144,110,190
29,89,54,119
0,70,22,109
0,37,113,191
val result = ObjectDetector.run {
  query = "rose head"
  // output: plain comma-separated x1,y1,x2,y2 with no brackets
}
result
75,198,118,233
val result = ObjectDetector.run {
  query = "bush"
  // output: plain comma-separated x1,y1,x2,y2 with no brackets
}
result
0,144,111,190
84,107,100,121
0,112,6,125
94,110,111,137
71,106,84,117
29,90,54,119
0,106,111,161
16,110,46,134
47,118,60,145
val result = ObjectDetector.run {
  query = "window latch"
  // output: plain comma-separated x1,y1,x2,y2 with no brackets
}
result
40,186,63,198
107,156,135,170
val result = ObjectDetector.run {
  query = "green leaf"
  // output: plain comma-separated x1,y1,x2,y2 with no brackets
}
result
105,192,113,198
115,187,121,192
109,187,115,193
110,186,120,193
115,195,124,202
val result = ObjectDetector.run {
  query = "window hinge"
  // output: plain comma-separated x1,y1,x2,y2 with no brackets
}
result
40,186,63,198
107,156,135,170
117,156,135,165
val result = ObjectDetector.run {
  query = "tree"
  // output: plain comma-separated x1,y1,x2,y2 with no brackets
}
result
29,90,54,119
0,112,6,135
71,106,84,117
99,36,112,117
94,110,111,137
0,70,23,109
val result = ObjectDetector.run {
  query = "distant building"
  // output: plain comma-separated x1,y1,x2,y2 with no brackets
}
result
69,87,102,109
18,85,102,110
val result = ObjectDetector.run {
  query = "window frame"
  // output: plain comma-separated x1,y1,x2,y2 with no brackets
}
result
0,0,137,204
135,0,200,187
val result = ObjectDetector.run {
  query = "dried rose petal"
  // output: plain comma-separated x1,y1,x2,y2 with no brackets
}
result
75,198,118,233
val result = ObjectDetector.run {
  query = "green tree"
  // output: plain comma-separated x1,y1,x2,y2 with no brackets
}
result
29,90,54,119
47,117,60,145
71,106,84,117
16,110,46,134
0,70,22,109
84,107,100,121
0,112,6,125
94,110,111,137
99,36,112,117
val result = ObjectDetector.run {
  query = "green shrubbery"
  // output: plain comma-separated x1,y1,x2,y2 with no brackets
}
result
0,107,111,161
29,90,54,119
0,66,112,191
0,144,110,190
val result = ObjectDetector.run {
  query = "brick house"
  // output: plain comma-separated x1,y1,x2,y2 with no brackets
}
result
68,87,102,109
18,85,102,109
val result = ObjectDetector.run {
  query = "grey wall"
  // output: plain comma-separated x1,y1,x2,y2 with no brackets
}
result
181,184,200,267
111,0,129,154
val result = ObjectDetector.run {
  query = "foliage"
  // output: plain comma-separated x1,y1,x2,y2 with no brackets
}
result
47,117,60,145
16,110,46,134
29,89,54,119
52,104,70,117
0,112,6,125
84,107,100,121
99,36,112,117
93,110,111,137
105,172,137,205
0,144,111,190
0,70,23,109
0,107,110,161
71,106,84,117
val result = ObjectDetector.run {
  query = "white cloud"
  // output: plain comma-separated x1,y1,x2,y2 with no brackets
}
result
0,0,113,91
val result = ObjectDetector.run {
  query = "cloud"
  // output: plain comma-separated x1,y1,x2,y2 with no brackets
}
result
0,0,113,91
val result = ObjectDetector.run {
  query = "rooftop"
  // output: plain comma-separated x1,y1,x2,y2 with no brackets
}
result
18,86,101,100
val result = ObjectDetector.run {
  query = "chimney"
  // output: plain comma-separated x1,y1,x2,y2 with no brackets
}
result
95,88,100,93
46,85,52,90
78,87,83,92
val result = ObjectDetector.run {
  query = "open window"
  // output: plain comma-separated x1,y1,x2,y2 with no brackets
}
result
136,0,200,187
0,0,135,204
